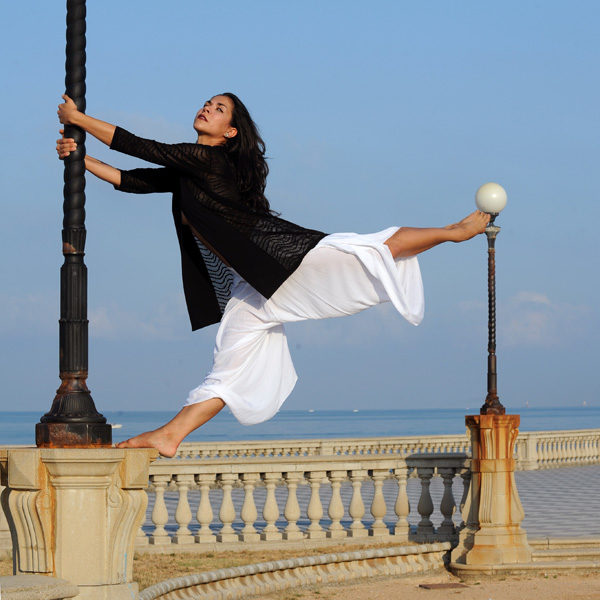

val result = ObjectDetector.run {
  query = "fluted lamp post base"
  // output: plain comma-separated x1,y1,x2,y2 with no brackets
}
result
450,414,532,569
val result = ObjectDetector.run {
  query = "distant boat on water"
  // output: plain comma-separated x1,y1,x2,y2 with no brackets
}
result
308,409,315,413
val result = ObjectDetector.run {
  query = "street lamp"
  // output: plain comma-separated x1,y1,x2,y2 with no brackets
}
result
449,183,532,568
475,182,507,416
36,0,112,447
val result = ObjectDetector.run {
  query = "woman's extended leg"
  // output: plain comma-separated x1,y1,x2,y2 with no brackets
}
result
385,210,490,258
116,397,225,457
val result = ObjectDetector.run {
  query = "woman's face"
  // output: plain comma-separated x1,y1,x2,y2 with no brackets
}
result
193,95,237,143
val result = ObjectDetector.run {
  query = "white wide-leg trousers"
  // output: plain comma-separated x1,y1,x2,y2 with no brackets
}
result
185,227,424,425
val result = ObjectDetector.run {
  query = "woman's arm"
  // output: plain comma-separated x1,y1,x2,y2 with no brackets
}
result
58,95,116,146
57,94,217,174
85,156,121,186
57,132,175,193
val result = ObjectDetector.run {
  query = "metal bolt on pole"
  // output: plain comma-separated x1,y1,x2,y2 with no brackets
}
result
36,0,112,447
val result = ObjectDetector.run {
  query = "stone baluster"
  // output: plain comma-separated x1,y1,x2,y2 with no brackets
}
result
261,472,282,540
547,439,554,466
306,471,326,539
239,473,260,542
537,439,546,468
217,473,238,542
564,438,571,465
415,466,435,541
437,467,457,540
550,439,557,466
172,474,195,544
569,437,576,464
283,472,304,540
326,470,347,539
458,468,471,529
392,464,410,540
149,474,171,545
556,438,563,465
369,468,389,537
550,439,558,466
195,473,216,543
348,469,368,538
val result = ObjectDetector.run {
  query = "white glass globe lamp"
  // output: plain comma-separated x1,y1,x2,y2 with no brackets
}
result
475,182,507,215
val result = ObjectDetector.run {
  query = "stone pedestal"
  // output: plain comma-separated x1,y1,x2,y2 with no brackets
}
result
0,447,157,600
0,481,12,555
451,414,532,566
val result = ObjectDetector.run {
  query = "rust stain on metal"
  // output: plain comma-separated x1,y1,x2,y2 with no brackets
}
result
62,241,77,254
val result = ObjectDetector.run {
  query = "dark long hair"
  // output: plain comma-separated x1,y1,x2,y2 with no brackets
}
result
221,92,272,214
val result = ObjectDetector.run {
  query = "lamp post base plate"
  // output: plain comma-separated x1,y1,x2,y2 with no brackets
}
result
36,422,112,448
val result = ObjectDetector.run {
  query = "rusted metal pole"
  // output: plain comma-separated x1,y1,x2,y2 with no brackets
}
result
480,216,505,415
36,0,112,447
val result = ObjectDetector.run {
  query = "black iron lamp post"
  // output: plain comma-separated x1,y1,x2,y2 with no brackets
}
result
475,182,508,416
36,0,112,447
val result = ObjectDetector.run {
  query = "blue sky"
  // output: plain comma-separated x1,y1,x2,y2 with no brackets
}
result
1,1,598,414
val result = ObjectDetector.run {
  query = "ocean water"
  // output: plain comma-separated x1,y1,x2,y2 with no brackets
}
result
0,406,598,446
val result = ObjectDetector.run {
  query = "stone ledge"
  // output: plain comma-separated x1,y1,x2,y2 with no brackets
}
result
0,575,79,600
529,536,600,550
138,542,451,600
449,560,600,582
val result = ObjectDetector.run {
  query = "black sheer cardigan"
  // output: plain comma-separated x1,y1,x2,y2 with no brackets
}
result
110,127,327,330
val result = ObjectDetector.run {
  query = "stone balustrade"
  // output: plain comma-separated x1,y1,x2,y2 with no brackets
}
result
515,430,600,470
1,429,599,556
136,453,470,549
171,434,470,459
170,428,600,470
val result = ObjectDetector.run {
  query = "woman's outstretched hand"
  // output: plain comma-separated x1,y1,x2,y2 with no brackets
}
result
57,94,80,125
56,129,77,159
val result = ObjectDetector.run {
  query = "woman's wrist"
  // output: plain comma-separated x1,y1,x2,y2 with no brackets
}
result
69,111,85,128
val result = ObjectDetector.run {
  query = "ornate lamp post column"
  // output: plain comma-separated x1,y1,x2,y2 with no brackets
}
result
451,183,532,570
477,183,507,416
36,0,111,447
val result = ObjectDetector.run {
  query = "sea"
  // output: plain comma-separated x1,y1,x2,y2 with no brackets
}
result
1,406,598,446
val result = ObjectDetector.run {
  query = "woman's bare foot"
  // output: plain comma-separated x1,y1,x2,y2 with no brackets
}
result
448,210,490,242
115,398,226,458
116,428,180,458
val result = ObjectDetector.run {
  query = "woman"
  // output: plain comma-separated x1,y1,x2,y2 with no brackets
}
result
57,93,489,456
